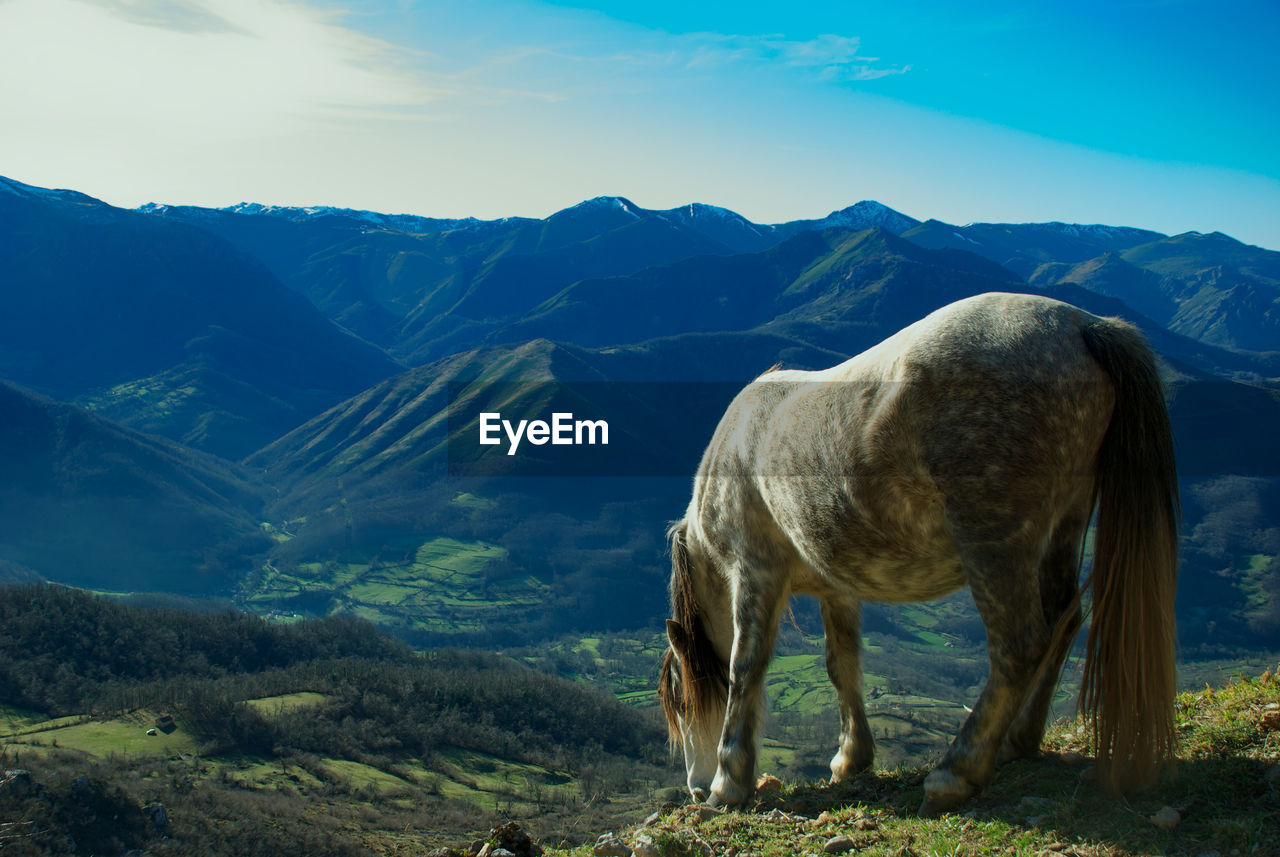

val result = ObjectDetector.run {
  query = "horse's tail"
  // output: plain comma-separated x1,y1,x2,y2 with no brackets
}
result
1080,318,1180,792
659,520,727,745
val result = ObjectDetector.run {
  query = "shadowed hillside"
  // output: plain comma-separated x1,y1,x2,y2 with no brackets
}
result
0,382,269,594
0,177,399,459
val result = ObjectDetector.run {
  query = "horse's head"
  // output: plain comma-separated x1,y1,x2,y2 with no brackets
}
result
658,520,728,802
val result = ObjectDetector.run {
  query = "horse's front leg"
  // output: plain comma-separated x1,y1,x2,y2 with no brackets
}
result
821,596,875,780
708,569,787,808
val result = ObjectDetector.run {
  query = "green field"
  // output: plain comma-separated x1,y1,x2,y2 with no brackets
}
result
242,691,329,715
0,699,576,819
1,706,200,759
319,758,418,796
434,747,577,812
243,535,547,634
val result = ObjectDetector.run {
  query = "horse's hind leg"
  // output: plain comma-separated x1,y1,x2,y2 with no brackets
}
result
922,538,1051,816
998,514,1089,765
708,564,788,808
821,596,875,781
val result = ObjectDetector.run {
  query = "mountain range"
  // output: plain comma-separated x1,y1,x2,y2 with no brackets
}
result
1,174,1277,650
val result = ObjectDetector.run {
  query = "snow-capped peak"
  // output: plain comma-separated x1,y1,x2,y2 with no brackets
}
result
556,196,644,219
665,203,759,226
814,200,919,235
220,201,459,232
1036,222,1155,241
679,203,739,221
136,200,528,235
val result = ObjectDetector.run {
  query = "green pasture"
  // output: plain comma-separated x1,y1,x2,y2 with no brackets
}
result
434,747,576,812
243,535,547,634
1,708,200,759
319,758,418,796
80,378,197,420
449,492,496,509
0,700,586,819
242,691,329,715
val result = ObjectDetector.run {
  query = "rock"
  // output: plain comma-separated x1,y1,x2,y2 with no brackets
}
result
425,849,465,857
631,834,659,857
1059,751,1085,764
1150,806,1181,829
823,836,855,854
641,811,662,828
593,833,632,857
755,774,783,797
491,851,516,857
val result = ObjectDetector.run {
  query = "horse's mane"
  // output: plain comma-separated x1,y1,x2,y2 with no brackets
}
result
659,521,728,744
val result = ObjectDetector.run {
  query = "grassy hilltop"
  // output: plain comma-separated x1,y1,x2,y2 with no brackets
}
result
5,662,1276,856
536,672,1280,857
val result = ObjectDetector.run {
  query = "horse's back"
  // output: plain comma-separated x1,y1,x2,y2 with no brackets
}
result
688,292,1115,600
885,293,1113,534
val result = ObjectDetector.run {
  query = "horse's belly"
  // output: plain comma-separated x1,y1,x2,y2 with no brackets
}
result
790,523,966,604
825,544,964,603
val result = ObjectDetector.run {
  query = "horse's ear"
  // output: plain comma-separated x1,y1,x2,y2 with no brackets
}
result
666,619,691,656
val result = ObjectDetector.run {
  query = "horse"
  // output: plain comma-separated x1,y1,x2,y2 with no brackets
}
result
657,292,1178,815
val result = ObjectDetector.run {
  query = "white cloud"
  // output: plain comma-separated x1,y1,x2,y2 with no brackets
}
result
682,31,910,82
0,0,440,144
77,0,249,34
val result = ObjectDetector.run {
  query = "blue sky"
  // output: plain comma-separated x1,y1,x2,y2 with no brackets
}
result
1,0,1277,248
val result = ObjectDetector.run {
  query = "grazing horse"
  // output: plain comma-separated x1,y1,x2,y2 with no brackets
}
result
658,292,1178,815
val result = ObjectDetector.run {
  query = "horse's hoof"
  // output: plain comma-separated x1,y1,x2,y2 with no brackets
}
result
707,777,753,809
919,769,977,816
830,748,874,783
706,789,751,809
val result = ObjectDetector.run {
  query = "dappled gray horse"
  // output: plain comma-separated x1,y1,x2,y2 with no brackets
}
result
659,292,1178,814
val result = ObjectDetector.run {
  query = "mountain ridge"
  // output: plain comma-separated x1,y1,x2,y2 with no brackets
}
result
3,173,1278,652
